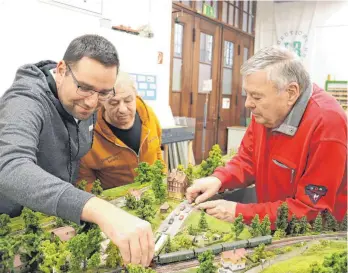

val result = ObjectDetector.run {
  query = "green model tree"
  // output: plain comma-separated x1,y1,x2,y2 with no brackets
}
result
21,208,42,234
198,211,208,231
134,162,153,184
105,242,122,268
313,212,323,233
173,234,192,250
275,202,289,231
39,239,70,273
252,244,267,263
288,214,299,235
260,215,271,236
250,214,261,237
177,164,185,171
126,264,156,273
136,194,156,222
0,237,20,273
231,213,244,239
197,250,216,273
151,160,166,203
165,237,172,253
0,214,11,236
322,251,347,273
68,233,89,271
198,144,224,177
299,216,308,234
91,179,103,196
323,211,338,231
77,180,87,191
125,193,138,210
188,224,199,236
87,252,101,269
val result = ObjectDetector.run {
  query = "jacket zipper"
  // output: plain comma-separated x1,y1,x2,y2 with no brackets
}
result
113,129,150,163
272,159,295,183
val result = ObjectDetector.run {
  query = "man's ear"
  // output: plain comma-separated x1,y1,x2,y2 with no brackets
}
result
55,61,67,85
286,82,300,106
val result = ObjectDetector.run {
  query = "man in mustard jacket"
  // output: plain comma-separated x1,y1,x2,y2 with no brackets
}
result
78,72,164,191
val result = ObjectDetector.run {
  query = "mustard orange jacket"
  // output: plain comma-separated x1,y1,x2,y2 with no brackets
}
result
77,96,163,191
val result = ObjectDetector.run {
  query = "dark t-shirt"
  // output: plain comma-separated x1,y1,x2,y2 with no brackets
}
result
105,112,142,154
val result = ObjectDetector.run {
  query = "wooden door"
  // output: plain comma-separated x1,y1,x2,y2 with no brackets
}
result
169,10,194,117
191,18,221,163
216,28,240,154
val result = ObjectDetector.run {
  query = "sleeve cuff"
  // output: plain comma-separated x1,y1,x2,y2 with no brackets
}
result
56,186,95,224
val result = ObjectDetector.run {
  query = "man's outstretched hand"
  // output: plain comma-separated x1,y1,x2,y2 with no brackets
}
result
197,200,237,222
186,176,222,204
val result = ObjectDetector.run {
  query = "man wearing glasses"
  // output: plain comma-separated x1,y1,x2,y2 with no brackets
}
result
0,34,154,267
77,71,164,191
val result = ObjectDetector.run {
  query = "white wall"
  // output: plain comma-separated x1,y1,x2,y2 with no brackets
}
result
255,0,348,89
0,0,172,107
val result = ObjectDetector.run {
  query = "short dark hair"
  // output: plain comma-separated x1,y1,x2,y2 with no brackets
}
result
63,34,120,70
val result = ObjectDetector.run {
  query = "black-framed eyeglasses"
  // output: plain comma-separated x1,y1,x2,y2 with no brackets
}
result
66,64,115,101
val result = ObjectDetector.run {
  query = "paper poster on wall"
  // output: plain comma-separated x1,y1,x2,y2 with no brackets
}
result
222,98,230,109
201,79,212,93
129,73,157,100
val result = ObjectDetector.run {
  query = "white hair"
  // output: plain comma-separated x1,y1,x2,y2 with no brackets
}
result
240,46,310,93
115,71,137,93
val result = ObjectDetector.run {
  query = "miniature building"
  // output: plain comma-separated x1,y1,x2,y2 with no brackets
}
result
51,226,76,242
167,169,188,200
218,248,247,273
160,202,170,213
14,254,23,270
129,189,143,201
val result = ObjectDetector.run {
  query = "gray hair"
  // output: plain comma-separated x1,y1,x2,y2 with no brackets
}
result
240,46,310,93
115,71,137,93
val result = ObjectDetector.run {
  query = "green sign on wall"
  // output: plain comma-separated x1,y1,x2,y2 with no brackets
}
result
203,3,214,17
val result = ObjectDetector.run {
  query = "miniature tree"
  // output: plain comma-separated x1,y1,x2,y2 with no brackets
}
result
91,179,103,196
323,211,338,231
198,144,224,177
250,214,261,237
68,233,90,270
134,162,153,184
87,252,101,269
231,213,244,239
288,214,298,235
260,215,271,236
275,202,289,231
340,213,347,231
165,237,172,253
39,239,70,273
173,234,192,250
177,164,185,171
188,224,198,236
299,216,308,234
198,211,208,231
184,163,194,186
77,179,87,191
253,244,267,263
313,212,323,233
54,217,74,228
197,250,216,273
0,237,19,273
0,214,11,236
126,264,156,273
21,207,41,234
309,262,324,273
125,193,138,210
151,160,166,203
322,251,347,273
136,194,156,222
105,242,122,268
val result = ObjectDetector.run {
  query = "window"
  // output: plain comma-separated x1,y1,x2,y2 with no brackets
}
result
175,1,192,8
172,23,184,91
221,1,255,34
195,0,218,19
222,41,234,95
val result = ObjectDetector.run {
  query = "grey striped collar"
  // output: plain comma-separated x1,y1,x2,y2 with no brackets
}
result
272,83,313,136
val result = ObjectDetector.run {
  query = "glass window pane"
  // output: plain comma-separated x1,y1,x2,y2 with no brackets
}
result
200,33,213,63
196,1,203,13
249,1,253,14
172,58,182,91
248,15,253,34
228,5,234,25
212,0,218,18
198,63,212,92
234,6,239,27
222,1,227,22
243,0,248,12
243,12,248,32
174,24,183,58
181,0,191,7
224,41,234,68
223,68,233,95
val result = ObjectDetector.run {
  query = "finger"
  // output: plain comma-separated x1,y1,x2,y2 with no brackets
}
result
186,185,201,203
206,207,219,215
139,229,149,267
197,200,219,210
129,234,141,265
195,190,215,204
147,228,155,266
118,238,131,265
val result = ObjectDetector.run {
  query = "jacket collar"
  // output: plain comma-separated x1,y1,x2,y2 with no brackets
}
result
272,83,313,136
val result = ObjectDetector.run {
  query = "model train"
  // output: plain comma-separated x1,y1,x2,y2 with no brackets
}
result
154,235,272,265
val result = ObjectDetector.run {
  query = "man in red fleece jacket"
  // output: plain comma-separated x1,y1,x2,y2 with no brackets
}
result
186,46,347,227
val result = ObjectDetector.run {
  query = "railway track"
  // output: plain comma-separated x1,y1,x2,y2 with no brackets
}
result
154,232,347,273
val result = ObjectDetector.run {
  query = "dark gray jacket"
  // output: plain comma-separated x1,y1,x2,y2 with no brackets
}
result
0,61,95,224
